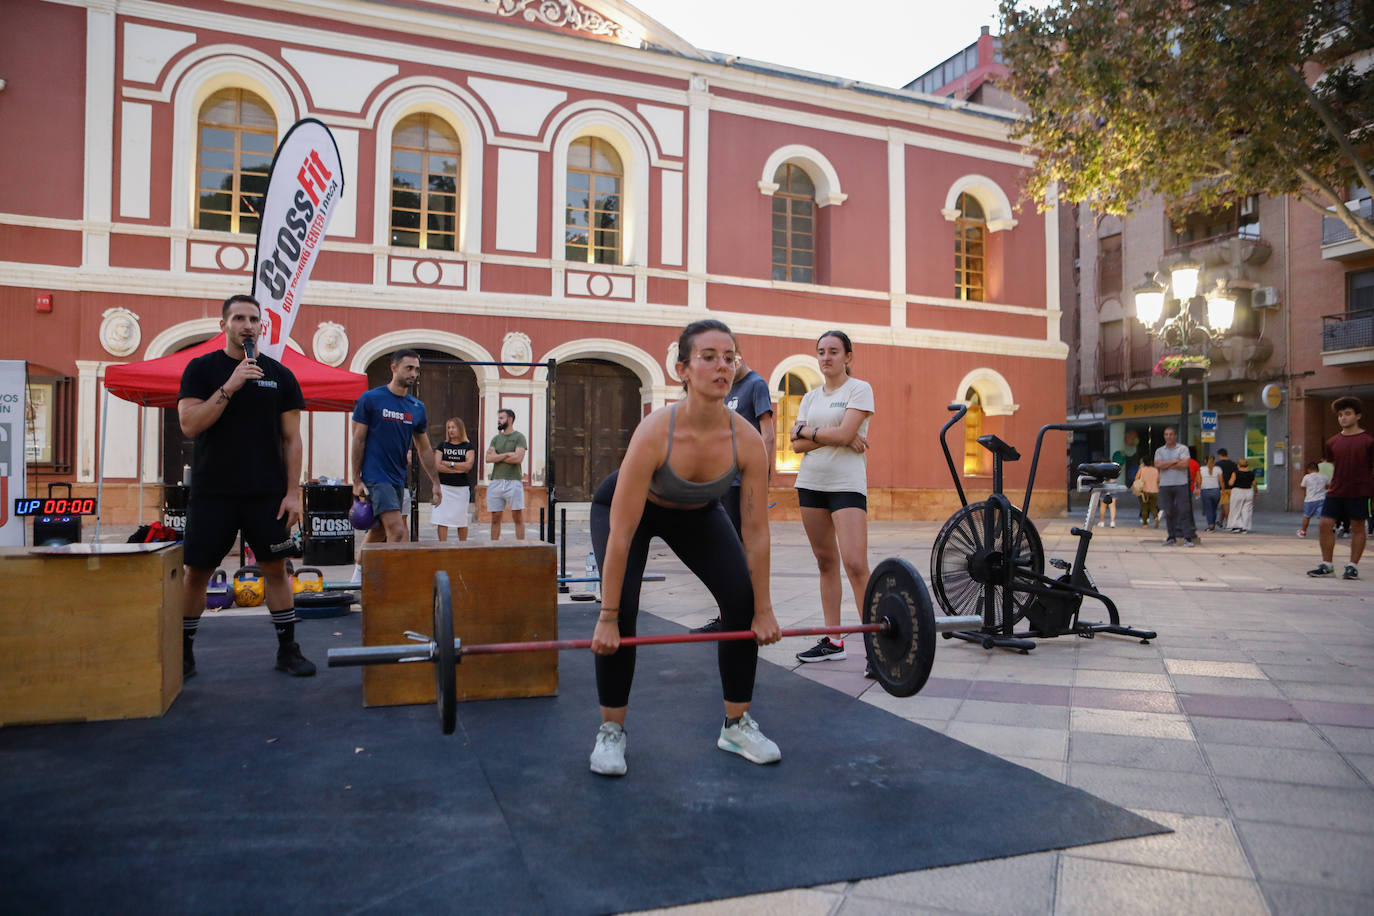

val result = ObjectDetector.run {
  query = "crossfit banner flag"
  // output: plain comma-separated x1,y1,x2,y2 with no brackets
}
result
0,360,27,546
251,118,345,361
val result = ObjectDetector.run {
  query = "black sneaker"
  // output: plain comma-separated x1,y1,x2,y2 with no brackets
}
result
1344,564,1359,580
183,641,197,680
1307,564,1334,577
1162,538,1178,547
796,637,846,663
275,642,317,677
690,617,723,633
864,662,876,680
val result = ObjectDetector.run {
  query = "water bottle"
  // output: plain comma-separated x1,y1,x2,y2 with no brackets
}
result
583,550,598,598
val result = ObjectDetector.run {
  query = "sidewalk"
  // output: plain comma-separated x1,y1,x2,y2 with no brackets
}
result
99,509,1373,913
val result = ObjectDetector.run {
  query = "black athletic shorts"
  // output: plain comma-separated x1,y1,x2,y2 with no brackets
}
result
183,493,292,569
796,487,867,512
1321,496,1372,521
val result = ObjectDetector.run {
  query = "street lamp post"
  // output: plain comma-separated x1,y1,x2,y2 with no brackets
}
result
1133,261,1236,453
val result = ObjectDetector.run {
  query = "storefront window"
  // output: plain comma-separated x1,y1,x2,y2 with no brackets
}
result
1245,416,1267,491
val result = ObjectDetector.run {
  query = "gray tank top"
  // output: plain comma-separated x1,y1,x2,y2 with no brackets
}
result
648,405,739,504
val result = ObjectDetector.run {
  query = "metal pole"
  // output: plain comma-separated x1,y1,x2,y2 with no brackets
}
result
94,388,109,544
545,358,556,545
558,507,568,593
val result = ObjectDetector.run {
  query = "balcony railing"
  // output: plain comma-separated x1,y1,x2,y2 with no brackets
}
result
1323,198,1373,246
1323,309,1374,352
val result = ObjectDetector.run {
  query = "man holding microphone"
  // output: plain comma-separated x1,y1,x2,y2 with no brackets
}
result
176,294,315,679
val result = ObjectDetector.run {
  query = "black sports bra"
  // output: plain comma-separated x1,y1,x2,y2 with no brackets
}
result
648,405,739,504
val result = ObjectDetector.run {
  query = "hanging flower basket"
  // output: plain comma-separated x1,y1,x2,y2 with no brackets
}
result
1152,354,1210,378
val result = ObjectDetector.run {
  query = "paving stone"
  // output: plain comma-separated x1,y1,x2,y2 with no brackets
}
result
1203,743,1367,789
847,850,1056,915
1190,717,1328,751
1067,763,1227,817
1217,776,1374,833
1054,857,1267,916
1235,820,1374,893
1261,881,1374,916
1069,707,1194,741
1068,733,1207,773
945,721,1068,761
1315,723,1374,755
950,698,1069,729
1063,808,1255,878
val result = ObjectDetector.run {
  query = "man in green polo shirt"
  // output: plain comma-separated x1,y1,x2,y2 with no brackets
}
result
485,407,528,540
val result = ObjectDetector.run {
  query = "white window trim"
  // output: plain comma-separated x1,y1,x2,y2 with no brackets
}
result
550,110,651,266
170,48,303,234
942,175,1017,232
757,145,847,207
372,86,487,255
955,368,1018,416
767,356,824,394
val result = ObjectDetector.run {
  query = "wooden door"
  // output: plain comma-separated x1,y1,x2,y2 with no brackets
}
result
553,360,640,501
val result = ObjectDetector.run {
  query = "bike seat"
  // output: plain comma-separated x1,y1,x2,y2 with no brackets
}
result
977,434,1021,461
1077,462,1122,481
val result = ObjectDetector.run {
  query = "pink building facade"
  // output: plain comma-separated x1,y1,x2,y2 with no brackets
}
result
2,0,1068,523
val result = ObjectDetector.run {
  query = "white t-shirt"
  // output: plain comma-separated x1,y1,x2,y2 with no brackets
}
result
793,377,875,494
1198,466,1223,490
1302,472,1330,503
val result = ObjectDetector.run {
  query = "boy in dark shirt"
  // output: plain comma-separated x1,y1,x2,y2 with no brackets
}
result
176,295,314,678
1309,397,1374,580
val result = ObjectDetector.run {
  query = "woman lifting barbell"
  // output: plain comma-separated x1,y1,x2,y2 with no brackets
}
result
587,319,782,776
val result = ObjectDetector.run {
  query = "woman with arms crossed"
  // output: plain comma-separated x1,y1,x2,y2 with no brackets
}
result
790,330,876,673
588,319,782,777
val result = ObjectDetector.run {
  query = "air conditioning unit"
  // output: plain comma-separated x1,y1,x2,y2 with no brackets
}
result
1251,286,1281,310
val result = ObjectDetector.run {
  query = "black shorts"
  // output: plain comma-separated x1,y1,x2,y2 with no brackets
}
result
183,493,292,569
796,487,867,512
1321,496,1372,521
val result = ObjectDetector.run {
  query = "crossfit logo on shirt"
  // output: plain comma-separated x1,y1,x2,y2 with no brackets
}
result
381,408,413,423
255,379,279,389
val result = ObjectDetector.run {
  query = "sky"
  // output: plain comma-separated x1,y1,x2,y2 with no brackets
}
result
624,0,1010,89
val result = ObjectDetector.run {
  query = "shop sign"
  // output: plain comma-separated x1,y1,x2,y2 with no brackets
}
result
1106,395,1182,419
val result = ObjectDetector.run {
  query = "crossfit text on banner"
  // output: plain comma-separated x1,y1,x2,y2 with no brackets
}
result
251,118,346,362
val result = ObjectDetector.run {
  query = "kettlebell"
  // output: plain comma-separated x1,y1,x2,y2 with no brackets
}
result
292,566,324,594
233,565,265,608
205,568,234,611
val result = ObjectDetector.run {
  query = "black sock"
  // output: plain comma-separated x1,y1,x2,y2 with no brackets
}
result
182,618,200,642
724,715,742,728
269,609,298,647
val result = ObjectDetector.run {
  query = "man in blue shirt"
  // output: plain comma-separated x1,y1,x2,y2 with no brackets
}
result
350,350,442,565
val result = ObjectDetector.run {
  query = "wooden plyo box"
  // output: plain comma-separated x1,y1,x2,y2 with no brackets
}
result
0,543,183,727
361,541,558,708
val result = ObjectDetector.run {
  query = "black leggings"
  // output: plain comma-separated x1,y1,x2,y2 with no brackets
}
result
590,471,758,707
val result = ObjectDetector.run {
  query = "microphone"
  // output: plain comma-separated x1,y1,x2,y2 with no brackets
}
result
243,336,256,361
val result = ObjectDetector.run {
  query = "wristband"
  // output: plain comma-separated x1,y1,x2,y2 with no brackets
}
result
809,426,818,442
218,387,231,403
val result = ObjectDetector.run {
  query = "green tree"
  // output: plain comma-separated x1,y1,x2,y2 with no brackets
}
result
998,0,1374,246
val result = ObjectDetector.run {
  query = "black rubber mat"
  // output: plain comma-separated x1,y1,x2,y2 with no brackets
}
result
0,607,1165,914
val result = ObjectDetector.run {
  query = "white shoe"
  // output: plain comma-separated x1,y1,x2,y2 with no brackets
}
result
348,565,362,586
718,712,781,765
589,721,627,776
1109,521,1116,528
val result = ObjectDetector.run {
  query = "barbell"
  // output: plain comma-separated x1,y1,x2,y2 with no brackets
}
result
328,558,978,735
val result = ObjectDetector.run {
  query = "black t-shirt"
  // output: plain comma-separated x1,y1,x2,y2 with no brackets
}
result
178,350,305,497
1216,459,1237,489
1232,469,1256,490
438,441,473,486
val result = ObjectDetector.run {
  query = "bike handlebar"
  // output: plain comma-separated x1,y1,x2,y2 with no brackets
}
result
939,403,969,508
1021,423,1081,519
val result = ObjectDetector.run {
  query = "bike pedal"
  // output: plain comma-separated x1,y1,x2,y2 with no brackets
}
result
1049,558,1071,570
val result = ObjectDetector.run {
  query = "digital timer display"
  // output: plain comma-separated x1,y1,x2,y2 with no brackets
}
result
14,498,98,516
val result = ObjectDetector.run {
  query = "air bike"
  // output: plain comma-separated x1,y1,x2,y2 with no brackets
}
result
931,404,1157,653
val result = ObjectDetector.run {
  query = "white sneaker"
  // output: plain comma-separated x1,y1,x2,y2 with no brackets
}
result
589,721,627,776
718,712,781,765
1109,521,1116,528
348,564,362,586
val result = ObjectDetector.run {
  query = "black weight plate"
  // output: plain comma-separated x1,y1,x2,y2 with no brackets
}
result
862,557,937,698
433,571,457,735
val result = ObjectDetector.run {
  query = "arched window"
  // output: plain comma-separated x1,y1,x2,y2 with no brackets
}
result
775,371,810,472
196,88,276,234
566,137,622,264
954,192,986,301
963,388,987,476
772,164,815,283
390,114,459,251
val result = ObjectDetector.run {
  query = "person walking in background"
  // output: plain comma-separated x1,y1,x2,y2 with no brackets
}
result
1227,458,1257,533
1136,455,1159,527
1298,460,1329,538
1309,397,1374,579
791,330,876,668
693,348,776,633
485,408,528,540
432,418,475,542
1215,447,1238,529
1197,453,1223,532
1155,427,1197,546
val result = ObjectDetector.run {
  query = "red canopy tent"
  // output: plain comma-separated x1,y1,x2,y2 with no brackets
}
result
94,336,366,538
103,334,366,410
